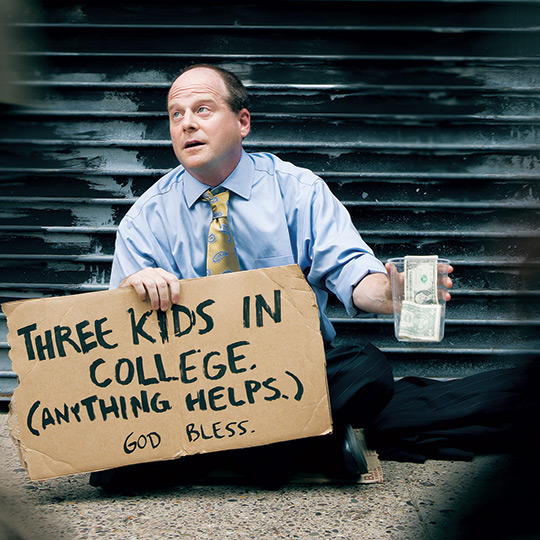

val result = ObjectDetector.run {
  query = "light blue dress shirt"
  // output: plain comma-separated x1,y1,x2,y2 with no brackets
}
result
110,151,386,343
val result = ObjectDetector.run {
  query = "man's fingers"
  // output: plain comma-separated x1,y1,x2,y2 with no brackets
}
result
145,279,163,311
131,279,149,302
167,274,181,305
155,275,172,311
119,268,180,311
385,260,454,302
444,276,453,301
120,272,160,307
154,268,181,310
119,274,148,301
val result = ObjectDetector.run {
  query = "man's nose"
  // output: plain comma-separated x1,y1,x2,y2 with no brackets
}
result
182,110,198,131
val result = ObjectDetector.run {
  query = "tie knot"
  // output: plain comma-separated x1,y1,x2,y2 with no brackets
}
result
202,188,229,219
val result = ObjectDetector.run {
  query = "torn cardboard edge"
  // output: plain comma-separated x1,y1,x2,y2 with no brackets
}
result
4,265,333,480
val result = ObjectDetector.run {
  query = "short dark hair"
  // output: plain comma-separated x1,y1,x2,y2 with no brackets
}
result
176,64,250,112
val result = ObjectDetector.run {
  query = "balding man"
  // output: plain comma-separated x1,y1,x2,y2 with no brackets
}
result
97,64,451,489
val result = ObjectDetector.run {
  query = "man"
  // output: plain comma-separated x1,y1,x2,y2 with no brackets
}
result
100,64,451,488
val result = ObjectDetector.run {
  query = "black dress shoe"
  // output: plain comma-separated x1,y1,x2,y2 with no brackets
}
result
340,424,368,476
324,423,368,479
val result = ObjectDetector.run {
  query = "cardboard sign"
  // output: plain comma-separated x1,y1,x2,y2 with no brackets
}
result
4,265,332,481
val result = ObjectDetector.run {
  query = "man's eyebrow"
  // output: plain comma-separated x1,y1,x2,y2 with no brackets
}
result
167,99,182,111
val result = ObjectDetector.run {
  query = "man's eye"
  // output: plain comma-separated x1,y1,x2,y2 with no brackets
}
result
173,111,182,119
198,106,210,114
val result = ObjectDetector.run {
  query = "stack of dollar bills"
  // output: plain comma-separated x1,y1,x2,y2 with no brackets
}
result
398,255,443,342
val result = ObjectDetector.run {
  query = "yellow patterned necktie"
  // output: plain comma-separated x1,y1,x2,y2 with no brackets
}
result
201,188,241,275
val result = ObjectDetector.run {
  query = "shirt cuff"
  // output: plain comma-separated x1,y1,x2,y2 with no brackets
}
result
337,256,387,316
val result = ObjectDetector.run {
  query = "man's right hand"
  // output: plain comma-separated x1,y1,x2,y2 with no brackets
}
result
119,267,180,311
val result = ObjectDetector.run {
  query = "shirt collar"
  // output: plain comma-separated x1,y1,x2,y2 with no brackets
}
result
184,150,254,208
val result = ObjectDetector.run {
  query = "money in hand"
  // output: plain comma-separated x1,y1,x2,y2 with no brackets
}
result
399,255,442,341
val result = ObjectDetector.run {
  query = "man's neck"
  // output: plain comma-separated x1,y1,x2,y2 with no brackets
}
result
186,151,243,187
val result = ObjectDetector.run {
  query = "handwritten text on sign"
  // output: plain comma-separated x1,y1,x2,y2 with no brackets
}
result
4,265,331,480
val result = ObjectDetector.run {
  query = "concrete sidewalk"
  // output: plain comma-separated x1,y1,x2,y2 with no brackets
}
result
0,413,535,540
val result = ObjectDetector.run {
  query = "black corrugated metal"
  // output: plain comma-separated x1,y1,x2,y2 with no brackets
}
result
1,0,539,399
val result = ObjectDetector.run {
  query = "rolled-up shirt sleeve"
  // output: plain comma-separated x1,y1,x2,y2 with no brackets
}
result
109,217,160,289
301,179,386,316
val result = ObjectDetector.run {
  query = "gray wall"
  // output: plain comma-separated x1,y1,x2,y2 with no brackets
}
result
1,0,540,399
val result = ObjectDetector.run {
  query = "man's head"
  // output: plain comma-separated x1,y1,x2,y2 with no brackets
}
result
167,65,251,186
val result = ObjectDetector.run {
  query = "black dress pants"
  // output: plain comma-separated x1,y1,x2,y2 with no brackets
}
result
325,342,395,427
365,361,540,462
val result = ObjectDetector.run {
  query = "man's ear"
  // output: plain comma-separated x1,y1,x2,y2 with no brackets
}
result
238,108,251,138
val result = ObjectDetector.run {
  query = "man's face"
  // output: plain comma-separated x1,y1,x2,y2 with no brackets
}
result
167,68,250,186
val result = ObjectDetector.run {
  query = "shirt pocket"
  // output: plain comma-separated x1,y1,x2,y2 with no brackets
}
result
252,254,295,269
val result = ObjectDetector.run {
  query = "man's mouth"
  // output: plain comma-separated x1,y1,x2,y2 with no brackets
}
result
184,140,204,149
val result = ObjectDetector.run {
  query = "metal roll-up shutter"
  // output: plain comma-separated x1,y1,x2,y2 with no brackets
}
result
1,0,539,400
